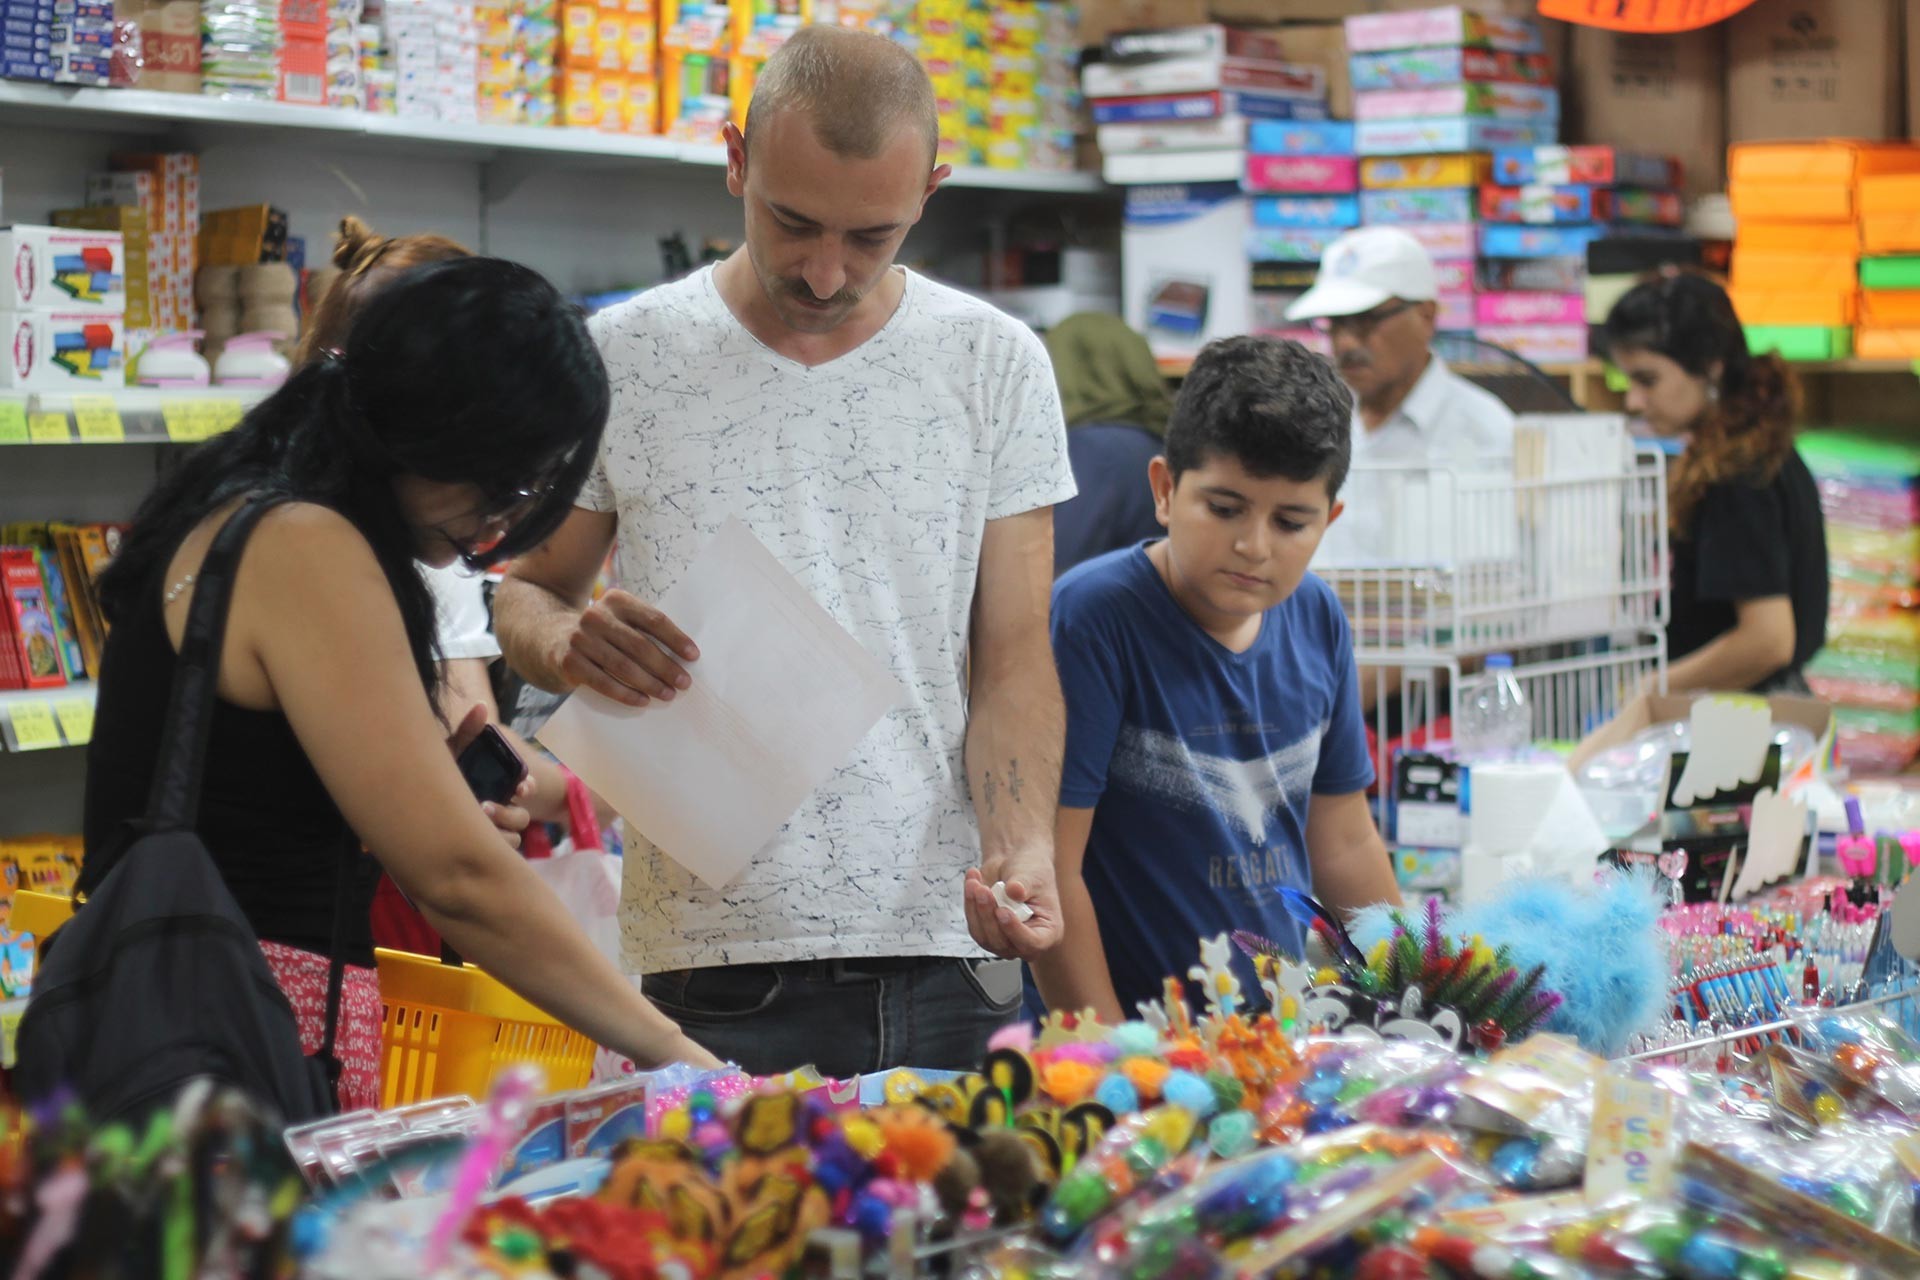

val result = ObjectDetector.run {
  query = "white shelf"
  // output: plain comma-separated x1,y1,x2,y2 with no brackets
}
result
0,683,95,753
0,82,1110,195
1,387,265,445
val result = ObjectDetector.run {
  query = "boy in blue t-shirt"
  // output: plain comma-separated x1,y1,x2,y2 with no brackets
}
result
1030,335,1402,1023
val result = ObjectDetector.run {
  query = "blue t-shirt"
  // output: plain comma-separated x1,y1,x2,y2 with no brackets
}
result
1040,543,1373,1019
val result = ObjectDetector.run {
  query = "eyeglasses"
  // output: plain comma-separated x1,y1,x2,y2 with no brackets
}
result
424,487,542,573
1312,299,1417,340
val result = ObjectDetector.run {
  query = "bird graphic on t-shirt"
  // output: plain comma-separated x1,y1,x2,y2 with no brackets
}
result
1109,724,1327,844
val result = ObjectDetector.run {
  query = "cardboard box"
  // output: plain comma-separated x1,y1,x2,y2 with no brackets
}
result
1075,0,1206,48
1570,693,1833,780
1362,153,1489,189
1271,22,1352,120
1354,82,1558,122
1725,287,1857,326
1565,24,1726,200
1,308,124,388
1729,250,1859,293
1345,5,1543,55
1726,0,1900,145
0,225,124,311
119,0,199,91
1123,182,1251,361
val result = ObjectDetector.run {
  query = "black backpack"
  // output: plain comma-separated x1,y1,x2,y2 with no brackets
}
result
15,498,356,1125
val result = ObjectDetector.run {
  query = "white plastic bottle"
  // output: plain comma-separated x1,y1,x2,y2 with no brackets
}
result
1456,653,1530,761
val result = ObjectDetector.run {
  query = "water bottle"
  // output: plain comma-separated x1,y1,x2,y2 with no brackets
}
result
1456,653,1530,761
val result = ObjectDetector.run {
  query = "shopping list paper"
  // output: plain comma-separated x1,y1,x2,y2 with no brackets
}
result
539,518,904,890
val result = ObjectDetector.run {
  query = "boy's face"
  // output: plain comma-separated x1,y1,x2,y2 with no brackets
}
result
1150,452,1343,628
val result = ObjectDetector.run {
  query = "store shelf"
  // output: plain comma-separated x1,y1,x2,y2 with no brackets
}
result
0,82,1110,195
0,388,262,445
0,683,95,753
1156,355,1920,379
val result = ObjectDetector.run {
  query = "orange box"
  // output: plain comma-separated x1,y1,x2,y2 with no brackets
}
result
1730,252,1861,293
622,75,659,133
1728,141,1920,185
1858,290,1920,325
1737,222,1862,256
560,67,598,126
623,17,655,73
593,71,628,130
1730,182,1858,224
1861,173,1920,215
1727,287,1858,326
1864,215,1920,255
561,3,597,62
1853,327,1920,360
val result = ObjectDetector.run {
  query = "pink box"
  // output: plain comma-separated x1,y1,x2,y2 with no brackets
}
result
1433,260,1475,293
1354,83,1557,121
1244,154,1359,194
1396,221,1476,260
1437,290,1476,330
1344,6,1544,55
1478,324,1589,364
1476,292,1585,326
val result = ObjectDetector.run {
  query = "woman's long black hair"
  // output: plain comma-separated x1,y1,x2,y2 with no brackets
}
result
101,257,609,702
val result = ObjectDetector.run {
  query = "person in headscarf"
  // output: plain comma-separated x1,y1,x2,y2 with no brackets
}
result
1045,313,1175,575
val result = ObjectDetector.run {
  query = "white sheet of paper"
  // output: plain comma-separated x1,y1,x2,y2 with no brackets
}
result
1732,786,1807,900
1672,696,1773,808
539,518,905,890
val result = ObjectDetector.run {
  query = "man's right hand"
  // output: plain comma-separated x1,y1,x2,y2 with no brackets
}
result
558,590,700,706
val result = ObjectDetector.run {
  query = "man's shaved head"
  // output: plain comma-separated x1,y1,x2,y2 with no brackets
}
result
743,24,939,170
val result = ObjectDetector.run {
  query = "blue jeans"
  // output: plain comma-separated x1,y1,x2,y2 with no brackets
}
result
642,956,1022,1078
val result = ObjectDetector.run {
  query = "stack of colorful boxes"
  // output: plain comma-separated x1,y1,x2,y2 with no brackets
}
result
1855,167,1920,360
478,0,558,127
2,0,56,83
1800,430,1920,775
558,0,648,132
1085,25,1324,187
0,225,125,391
1729,142,1920,363
722,0,804,142
1479,145,1685,363
656,0,727,141
86,152,197,341
201,0,281,99
325,0,364,108
1345,4,1554,354
278,0,329,106
1244,119,1354,346
53,0,114,84
1028,1,1079,175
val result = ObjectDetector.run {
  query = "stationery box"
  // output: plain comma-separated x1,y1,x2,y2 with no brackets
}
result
1244,225,1344,263
1851,328,1920,360
1123,183,1251,361
1359,187,1474,225
1860,257,1920,290
1399,221,1476,260
1105,150,1243,185
1730,251,1859,294
1344,5,1543,55
1243,154,1357,195
1855,290,1920,327
1730,182,1858,225
1479,185,1684,228
1349,46,1551,93
1863,218,1920,255
1480,224,1604,258
1735,222,1859,257
1246,119,1354,157
0,308,124,388
1727,141,1920,187
1353,83,1557,122
1355,117,1551,156
1479,257,1584,293
1726,287,1856,327
1098,117,1250,154
1476,323,1587,365
1250,194,1359,230
1361,154,1488,190
1432,260,1475,294
1745,324,1851,361
1859,173,1920,219
1476,291,1583,326
1083,25,1322,100
1492,145,1681,190
1091,90,1330,125
0,225,124,311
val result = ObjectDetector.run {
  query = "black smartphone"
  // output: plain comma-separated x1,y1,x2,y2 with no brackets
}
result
456,723,528,806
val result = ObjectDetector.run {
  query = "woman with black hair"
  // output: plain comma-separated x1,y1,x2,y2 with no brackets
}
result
78,258,718,1109
1603,272,1829,694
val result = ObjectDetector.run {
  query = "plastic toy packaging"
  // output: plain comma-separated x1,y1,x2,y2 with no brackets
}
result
1267,1036,1465,1143
1444,1036,1604,1191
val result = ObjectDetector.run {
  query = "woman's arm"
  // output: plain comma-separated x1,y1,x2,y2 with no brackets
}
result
1666,596,1797,693
223,505,717,1069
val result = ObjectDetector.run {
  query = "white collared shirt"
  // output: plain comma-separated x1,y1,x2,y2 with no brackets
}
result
1317,354,1516,567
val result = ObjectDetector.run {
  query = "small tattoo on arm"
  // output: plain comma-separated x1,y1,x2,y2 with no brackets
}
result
982,770,1001,815
1008,759,1024,803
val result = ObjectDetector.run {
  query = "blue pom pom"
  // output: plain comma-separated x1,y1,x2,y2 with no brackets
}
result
1162,1069,1218,1119
1095,1074,1140,1116
1207,1111,1256,1159
851,1192,894,1241
1111,1021,1160,1056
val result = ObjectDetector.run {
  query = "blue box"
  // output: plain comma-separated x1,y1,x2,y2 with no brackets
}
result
1,28,48,49
1361,187,1476,225
1479,225,1605,258
1245,226,1344,263
1356,116,1554,156
1091,89,1330,126
2,56,54,79
1248,119,1355,157
1251,194,1361,230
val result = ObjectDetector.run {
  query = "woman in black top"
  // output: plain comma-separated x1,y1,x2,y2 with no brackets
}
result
1603,273,1828,694
80,259,716,1110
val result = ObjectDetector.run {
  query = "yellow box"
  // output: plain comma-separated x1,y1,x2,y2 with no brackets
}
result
1361,154,1492,190
623,75,659,133
623,16,655,73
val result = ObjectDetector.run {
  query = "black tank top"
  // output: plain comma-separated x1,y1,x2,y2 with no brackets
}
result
79,555,379,967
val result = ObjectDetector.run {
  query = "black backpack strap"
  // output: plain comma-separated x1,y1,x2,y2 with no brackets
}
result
143,497,281,834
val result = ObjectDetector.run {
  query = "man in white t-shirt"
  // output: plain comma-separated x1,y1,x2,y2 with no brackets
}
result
495,26,1076,1077
1286,227,1515,569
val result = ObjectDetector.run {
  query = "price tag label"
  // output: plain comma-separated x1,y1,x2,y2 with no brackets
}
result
7,701,61,750
53,697,94,746
205,400,245,435
0,404,26,444
161,401,209,442
71,395,125,442
26,412,69,444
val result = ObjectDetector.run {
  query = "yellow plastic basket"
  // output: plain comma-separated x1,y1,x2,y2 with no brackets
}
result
9,893,593,1108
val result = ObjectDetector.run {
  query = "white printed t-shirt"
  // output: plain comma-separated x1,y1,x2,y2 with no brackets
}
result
580,264,1076,974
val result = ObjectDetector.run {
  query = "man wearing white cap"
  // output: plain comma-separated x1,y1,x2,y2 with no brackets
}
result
1286,227,1514,568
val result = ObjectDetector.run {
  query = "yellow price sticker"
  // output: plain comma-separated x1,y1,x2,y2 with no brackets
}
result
161,401,210,442
26,412,69,444
7,701,61,750
53,697,94,745
204,400,245,435
71,395,125,442
0,404,25,444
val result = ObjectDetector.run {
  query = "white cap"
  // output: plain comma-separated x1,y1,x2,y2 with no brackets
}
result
1285,227,1439,322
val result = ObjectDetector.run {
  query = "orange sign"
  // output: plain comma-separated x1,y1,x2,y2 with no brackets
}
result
1536,0,1759,32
